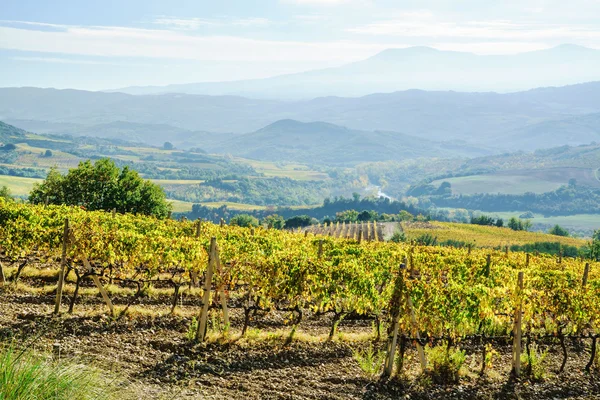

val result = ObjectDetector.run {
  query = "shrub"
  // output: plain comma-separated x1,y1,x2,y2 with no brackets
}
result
425,343,466,384
352,345,386,378
414,233,438,246
548,224,570,237
521,343,549,381
389,230,406,243
230,214,259,228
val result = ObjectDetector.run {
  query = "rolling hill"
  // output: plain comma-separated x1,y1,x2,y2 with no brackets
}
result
113,45,600,99
205,119,490,164
2,82,600,156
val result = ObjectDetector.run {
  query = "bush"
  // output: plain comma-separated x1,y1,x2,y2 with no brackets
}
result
230,214,259,228
414,233,438,246
470,215,496,226
0,185,11,201
521,343,549,381
389,230,406,243
0,346,118,400
285,215,314,229
426,343,466,384
548,224,570,237
352,345,386,378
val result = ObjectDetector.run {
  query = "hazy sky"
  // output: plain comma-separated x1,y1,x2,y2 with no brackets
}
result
2,0,600,90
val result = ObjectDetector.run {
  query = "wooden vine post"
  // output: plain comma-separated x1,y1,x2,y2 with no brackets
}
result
0,261,5,287
53,218,70,314
485,254,491,277
214,241,230,329
190,219,202,287
81,255,114,316
383,263,405,378
196,237,217,341
407,279,427,371
582,263,590,288
317,239,324,260
512,271,524,377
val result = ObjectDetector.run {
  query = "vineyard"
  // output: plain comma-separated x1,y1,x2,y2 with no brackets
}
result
302,221,386,241
1,199,600,399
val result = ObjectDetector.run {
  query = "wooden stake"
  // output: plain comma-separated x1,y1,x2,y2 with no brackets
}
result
383,264,405,378
358,228,362,244
197,237,216,341
526,253,530,267
583,263,590,288
512,271,524,377
81,255,114,316
317,239,324,259
407,292,427,371
53,218,70,314
214,241,229,329
0,261,5,287
190,219,202,287
485,254,491,277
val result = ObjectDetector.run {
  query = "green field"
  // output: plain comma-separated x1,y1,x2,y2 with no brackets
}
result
0,176,43,196
234,158,330,181
432,174,564,195
168,199,195,213
484,211,600,232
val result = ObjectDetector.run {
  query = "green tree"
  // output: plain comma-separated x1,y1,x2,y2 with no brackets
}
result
357,210,379,222
43,149,53,158
230,214,259,228
285,215,314,229
549,224,570,237
29,159,171,218
335,209,359,223
163,142,174,150
0,185,12,201
263,214,285,229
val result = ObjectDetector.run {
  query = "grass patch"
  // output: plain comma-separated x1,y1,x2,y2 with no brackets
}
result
0,345,120,400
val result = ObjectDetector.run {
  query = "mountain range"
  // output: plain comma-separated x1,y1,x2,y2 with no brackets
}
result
112,45,600,99
3,81,600,158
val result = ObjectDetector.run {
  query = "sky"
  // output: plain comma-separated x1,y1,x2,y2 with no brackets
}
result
2,0,600,90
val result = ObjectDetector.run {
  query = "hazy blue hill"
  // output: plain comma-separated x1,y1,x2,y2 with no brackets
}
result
0,121,27,143
112,45,600,98
3,82,600,154
209,119,489,164
498,113,600,151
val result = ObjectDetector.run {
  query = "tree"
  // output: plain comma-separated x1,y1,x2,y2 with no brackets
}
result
549,224,570,237
0,143,16,151
357,210,378,222
0,185,12,201
335,209,359,223
568,178,577,189
495,218,504,228
43,149,53,158
163,142,174,150
285,215,314,229
508,217,531,231
230,214,259,228
263,214,285,229
29,159,171,218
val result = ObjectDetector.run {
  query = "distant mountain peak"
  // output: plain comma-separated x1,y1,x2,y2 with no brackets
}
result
367,46,444,61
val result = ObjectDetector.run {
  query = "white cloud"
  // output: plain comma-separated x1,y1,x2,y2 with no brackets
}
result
348,17,600,43
283,0,350,4
152,16,271,30
0,24,388,63
10,56,147,66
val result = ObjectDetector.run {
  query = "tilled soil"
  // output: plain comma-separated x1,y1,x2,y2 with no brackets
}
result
1,291,600,399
